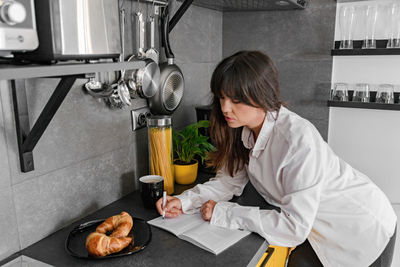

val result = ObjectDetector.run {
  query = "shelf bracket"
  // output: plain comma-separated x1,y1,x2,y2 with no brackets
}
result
168,0,193,32
11,75,82,172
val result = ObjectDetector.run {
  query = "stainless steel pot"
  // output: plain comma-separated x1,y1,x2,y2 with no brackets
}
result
125,11,160,99
125,56,160,98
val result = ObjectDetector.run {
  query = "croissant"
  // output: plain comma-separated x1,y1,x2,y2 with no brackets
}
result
86,232,132,257
86,211,134,257
96,211,133,238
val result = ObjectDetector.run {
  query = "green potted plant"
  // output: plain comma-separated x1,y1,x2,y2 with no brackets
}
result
173,120,215,184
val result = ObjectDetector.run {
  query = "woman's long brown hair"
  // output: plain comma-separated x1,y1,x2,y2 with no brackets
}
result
207,51,283,176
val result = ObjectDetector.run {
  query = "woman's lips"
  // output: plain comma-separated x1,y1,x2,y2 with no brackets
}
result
224,116,233,122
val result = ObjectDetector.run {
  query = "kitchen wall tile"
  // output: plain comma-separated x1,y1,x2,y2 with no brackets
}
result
222,0,335,139
0,187,20,260
223,0,335,60
170,0,222,64
0,84,11,190
277,60,332,138
13,144,136,249
170,5,211,64
1,78,137,185
130,127,149,190
172,63,214,129
209,10,223,62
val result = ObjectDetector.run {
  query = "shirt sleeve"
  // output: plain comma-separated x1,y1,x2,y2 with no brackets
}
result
176,168,249,214
210,141,325,247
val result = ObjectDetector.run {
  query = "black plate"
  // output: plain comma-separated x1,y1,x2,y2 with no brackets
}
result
65,217,151,259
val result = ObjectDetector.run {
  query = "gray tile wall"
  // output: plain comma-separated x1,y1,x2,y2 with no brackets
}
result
0,81,11,190
222,0,336,139
0,0,222,260
0,81,21,260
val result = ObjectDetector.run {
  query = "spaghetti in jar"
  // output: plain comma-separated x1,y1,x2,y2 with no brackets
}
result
147,116,174,195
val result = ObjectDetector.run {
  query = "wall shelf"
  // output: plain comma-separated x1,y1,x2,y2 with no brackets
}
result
331,40,400,56
328,91,400,111
327,101,400,111
1,60,145,172
0,61,145,80
176,0,307,12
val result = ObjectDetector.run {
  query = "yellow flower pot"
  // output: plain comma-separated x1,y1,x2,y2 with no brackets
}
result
174,160,198,185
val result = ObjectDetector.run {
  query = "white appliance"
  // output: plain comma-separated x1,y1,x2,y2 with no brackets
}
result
0,0,38,56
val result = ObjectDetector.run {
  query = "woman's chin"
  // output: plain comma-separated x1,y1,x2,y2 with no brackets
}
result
227,121,241,128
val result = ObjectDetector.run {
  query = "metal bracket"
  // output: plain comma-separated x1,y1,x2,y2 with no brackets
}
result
11,75,82,172
168,0,194,32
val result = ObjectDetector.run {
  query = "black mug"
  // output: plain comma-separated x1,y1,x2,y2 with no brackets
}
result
139,175,164,209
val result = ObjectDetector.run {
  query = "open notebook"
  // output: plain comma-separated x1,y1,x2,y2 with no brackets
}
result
148,213,251,255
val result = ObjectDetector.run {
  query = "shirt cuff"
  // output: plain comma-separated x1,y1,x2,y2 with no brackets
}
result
210,202,240,229
211,201,262,232
175,195,198,214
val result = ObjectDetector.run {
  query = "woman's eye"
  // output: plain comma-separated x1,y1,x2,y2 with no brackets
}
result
232,99,241,104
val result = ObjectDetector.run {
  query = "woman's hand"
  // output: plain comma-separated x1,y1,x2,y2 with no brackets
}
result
200,200,217,221
155,195,183,218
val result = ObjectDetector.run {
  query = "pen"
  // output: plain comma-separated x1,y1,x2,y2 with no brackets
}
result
162,191,166,219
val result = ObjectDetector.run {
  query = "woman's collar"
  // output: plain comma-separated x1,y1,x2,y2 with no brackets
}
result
241,109,278,157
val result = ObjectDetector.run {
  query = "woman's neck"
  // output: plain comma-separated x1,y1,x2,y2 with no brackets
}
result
251,112,266,141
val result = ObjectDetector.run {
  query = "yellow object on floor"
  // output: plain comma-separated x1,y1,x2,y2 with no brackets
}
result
256,246,290,267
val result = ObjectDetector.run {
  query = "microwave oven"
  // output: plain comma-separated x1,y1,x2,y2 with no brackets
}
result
15,0,121,62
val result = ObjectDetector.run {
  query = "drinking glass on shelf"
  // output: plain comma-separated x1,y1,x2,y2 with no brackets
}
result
339,5,355,49
376,84,394,104
362,5,379,49
352,83,370,102
331,83,349,101
353,5,367,43
387,3,400,48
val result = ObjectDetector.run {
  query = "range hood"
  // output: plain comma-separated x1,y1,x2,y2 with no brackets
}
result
177,0,307,11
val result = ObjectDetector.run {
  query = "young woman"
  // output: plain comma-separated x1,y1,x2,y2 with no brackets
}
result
156,51,397,266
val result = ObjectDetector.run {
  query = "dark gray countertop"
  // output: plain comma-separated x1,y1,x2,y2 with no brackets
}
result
6,172,266,267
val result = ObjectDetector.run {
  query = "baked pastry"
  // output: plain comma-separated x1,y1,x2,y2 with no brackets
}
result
85,211,134,257
96,211,133,238
86,232,132,257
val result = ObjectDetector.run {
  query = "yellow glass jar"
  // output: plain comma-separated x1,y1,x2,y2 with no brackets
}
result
147,116,174,195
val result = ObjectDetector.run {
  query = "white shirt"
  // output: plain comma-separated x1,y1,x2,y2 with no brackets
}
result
176,107,397,267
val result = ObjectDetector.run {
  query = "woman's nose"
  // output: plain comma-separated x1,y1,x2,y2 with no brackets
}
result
220,98,231,113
